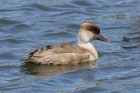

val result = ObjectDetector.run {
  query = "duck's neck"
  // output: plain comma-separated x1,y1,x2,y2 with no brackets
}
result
78,40,98,60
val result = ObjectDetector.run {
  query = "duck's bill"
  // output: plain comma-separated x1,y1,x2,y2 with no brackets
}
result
97,34,111,43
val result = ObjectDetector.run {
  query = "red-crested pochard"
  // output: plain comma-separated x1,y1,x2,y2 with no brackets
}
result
22,22,110,65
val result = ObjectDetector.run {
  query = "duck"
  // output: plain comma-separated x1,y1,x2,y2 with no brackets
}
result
22,22,110,65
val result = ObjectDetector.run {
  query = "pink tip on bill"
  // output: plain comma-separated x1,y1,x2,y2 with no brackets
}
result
107,40,111,43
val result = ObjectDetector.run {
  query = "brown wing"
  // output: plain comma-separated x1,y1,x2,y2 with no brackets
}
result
28,43,87,58
23,43,92,65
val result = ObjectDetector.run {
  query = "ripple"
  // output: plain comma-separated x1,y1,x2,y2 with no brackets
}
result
0,19,18,25
52,2,79,10
71,0,94,7
0,38,26,44
126,31,140,42
14,23,31,28
120,41,138,48
0,52,16,60
27,3,60,11
133,36,140,42
66,24,79,30
116,70,140,81
44,31,74,38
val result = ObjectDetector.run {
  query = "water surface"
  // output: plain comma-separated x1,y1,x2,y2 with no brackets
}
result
0,0,140,93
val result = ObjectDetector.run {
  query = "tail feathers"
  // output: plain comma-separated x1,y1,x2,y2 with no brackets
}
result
21,57,46,64
21,58,34,62
21,57,51,64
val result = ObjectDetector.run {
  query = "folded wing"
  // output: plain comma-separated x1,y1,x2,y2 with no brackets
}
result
23,43,91,65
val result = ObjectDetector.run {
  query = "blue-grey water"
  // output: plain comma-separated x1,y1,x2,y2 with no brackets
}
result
0,0,140,93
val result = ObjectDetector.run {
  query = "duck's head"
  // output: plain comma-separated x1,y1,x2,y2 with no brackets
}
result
78,22,110,44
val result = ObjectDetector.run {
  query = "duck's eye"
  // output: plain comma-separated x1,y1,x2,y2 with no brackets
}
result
96,34,101,40
96,36,99,40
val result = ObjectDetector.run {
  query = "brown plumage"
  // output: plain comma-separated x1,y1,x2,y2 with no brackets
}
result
22,22,110,65
23,43,91,65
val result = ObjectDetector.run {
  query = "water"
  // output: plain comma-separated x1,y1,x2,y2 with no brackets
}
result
0,0,140,93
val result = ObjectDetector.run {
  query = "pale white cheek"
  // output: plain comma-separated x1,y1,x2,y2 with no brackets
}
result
81,30,95,42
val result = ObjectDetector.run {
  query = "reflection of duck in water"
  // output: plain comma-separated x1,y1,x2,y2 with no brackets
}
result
22,22,110,65
20,62,97,76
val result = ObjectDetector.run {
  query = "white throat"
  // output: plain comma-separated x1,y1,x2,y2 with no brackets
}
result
78,42,98,60
78,28,98,60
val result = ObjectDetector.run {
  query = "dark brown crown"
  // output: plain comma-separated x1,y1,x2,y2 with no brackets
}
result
80,22,100,34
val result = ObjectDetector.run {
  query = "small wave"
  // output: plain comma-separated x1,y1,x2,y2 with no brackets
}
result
44,31,74,38
14,23,31,28
0,38,26,44
0,19,18,25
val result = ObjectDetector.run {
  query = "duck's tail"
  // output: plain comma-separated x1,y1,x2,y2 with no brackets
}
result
21,58,34,62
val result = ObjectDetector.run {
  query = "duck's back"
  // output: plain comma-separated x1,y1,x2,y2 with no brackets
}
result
23,43,93,65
